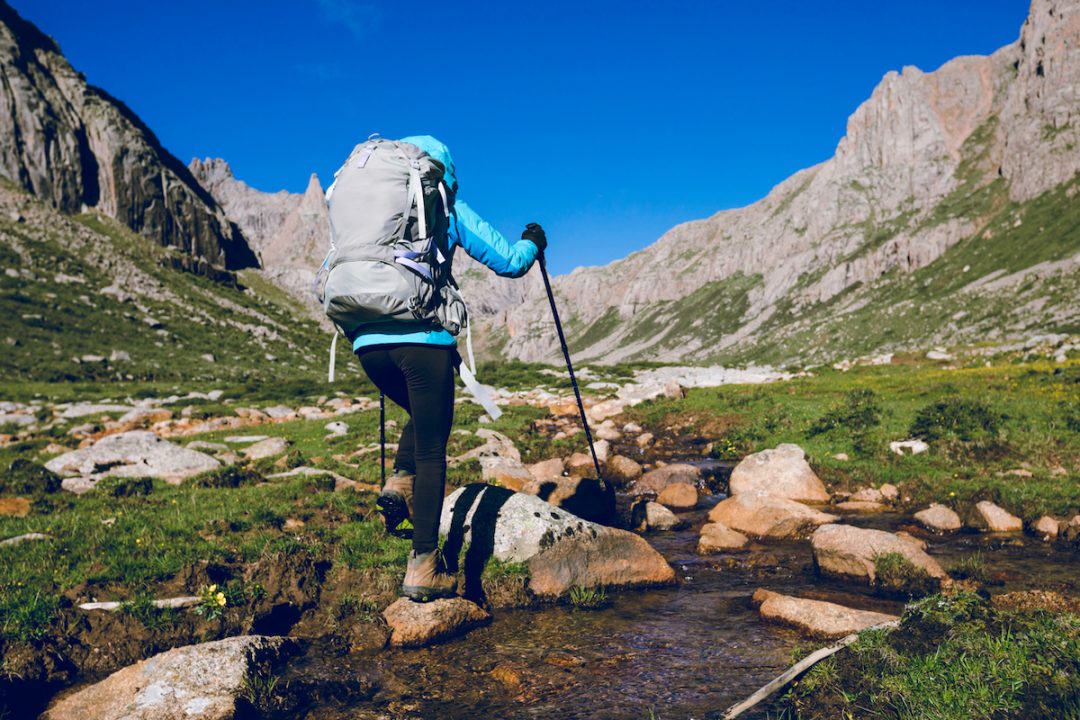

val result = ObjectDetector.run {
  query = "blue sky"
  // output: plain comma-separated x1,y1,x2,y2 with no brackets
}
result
19,1,1029,274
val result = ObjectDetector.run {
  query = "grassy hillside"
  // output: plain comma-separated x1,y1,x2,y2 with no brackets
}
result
0,183,365,398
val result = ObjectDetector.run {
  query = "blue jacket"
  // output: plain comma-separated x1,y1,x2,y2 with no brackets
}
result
351,135,539,352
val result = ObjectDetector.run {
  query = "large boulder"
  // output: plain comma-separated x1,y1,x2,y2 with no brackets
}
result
752,589,898,639
45,636,294,720
633,463,702,494
520,476,614,525
45,431,220,493
382,597,489,647
728,444,829,503
439,485,673,597
527,527,676,598
811,524,946,584
970,501,1023,533
708,493,837,539
913,504,962,532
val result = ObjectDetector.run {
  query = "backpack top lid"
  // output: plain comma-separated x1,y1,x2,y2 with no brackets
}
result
399,135,457,192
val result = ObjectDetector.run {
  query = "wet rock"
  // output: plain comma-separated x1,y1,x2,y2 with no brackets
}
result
914,503,961,532
440,486,671,595
1033,515,1060,539
635,432,654,448
480,456,533,492
811,524,946,584
527,526,676,598
728,444,829,503
752,589,898,639
970,501,1023,533
241,437,290,460
889,439,929,455
879,483,899,502
45,431,220,492
527,458,565,483
605,455,642,484
634,463,702,494
834,500,888,513
44,635,296,720
708,493,837,539
697,522,748,553
657,482,698,510
644,501,680,531
382,597,489,647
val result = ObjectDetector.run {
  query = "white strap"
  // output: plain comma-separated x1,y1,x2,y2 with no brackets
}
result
459,361,502,421
465,312,477,377
409,163,427,240
328,330,339,383
438,182,450,217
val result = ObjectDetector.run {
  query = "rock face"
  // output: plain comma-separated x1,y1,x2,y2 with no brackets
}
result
45,636,293,720
752,589,898,639
728,444,830,503
970,500,1023,532
0,4,257,270
45,431,220,492
478,0,1080,366
439,485,674,597
914,503,962,532
708,493,838,539
811,524,946,583
382,597,490,647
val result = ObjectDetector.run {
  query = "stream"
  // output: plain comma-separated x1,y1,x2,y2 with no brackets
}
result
285,495,1080,720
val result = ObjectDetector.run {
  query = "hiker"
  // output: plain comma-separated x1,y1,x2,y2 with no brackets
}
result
322,134,545,601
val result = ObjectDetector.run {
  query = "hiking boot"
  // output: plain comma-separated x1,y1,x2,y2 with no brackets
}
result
377,471,414,535
402,549,457,602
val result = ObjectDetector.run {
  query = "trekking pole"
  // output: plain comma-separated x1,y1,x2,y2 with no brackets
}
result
379,392,386,486
537,254,604,484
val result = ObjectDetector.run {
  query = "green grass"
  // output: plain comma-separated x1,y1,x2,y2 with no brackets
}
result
621,359,1080,518
788,591,1080,719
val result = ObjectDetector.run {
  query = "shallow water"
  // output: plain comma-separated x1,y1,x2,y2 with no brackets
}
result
287,502,1079,720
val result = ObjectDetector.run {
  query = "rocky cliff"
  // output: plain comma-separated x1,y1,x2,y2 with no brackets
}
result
0,1,256,270
486,0,1080,365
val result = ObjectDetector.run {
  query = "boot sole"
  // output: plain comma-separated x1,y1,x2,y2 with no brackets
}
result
402,585,457,603
376,492,410,536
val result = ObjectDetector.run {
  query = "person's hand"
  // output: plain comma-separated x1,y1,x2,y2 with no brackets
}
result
522,223,547,253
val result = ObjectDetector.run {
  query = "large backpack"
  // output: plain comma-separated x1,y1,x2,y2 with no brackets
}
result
318,137,466,339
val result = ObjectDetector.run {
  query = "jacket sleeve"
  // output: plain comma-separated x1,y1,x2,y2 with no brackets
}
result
452,200,539,278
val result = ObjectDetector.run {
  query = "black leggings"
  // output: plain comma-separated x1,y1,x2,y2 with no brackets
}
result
358,344,457,554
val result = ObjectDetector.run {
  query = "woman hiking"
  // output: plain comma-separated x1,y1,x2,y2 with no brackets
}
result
336,135,545,602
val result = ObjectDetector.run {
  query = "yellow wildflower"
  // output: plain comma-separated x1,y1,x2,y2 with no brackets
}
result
216,592,226,607
208,584,217,593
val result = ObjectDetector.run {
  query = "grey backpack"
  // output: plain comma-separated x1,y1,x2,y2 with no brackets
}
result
318,137,466,339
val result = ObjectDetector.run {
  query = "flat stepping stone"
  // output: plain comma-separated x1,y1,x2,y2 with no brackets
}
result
753,589,899,638
382,597,490,647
